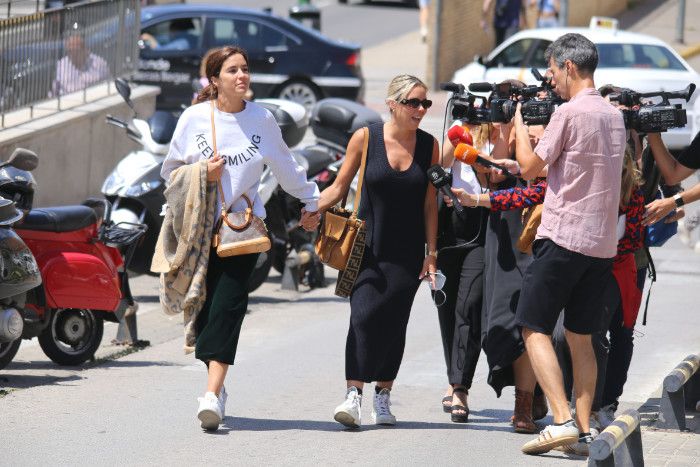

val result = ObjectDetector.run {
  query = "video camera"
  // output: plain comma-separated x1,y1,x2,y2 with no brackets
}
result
440,68,562,126
607,83,696,133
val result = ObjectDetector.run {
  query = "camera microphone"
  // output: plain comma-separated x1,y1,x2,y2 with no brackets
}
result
440,82,465,94
468,82,496,93
427,165,464,213
446,125,473,146
453,143,516,179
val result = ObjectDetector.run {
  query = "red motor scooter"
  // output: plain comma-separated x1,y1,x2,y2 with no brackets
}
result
2,150,146,366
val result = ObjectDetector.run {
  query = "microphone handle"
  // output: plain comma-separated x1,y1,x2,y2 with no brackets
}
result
475,155,516,179
439,186,464,212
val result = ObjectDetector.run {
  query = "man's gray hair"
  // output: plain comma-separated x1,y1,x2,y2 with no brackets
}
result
545,33,598,74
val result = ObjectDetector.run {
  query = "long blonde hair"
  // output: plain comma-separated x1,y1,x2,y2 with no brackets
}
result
620,142,643,208
386,74,427,102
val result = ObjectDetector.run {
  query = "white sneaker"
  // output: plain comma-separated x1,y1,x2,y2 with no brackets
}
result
197,391,223,431
522,419,579,455
372,388,396,425
219,386,227,419
597,403,617,429
557,428,598,456
334,387,362,428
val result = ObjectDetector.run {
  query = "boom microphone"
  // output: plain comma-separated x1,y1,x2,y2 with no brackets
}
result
427,165,464,213
453,143,515,179
468,82,496,93
440,82,466,94
446,125,473,146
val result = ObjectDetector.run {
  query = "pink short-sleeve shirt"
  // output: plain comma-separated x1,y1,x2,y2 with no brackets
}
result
534,88,626,258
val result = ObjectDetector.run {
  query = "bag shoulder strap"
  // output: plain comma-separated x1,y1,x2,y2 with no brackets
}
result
343,126,369,217
209,100,226,213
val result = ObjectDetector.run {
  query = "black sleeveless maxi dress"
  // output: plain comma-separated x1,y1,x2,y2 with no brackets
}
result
345,122,434,383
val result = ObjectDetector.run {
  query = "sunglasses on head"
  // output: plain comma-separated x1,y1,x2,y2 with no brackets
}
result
399,98,432,109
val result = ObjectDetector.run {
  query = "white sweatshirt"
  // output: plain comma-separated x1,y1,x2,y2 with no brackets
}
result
162,100,319,217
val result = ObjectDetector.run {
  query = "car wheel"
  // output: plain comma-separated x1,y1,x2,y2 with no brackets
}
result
0,339,21,370
38,309,104,366
339,0,347,3
275,80,321,111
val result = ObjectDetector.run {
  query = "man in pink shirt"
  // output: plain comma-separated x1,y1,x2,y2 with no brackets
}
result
510,33,626,455
51,33,109,97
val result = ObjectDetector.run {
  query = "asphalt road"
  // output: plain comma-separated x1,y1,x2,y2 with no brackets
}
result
190,0,421,47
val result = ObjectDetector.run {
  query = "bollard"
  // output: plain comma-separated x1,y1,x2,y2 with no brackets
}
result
280,249,313,291
588,409,644,467
114,302,139,345
658,353,700,430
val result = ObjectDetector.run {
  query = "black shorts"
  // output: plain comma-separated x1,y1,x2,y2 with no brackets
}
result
515,238,614,335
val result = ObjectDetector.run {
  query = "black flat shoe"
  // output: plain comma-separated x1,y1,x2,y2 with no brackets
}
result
450,387,469,423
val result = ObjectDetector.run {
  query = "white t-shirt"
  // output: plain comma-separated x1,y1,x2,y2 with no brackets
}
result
162,100,319,218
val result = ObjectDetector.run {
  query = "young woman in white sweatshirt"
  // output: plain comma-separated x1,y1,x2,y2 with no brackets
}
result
161,46,320,431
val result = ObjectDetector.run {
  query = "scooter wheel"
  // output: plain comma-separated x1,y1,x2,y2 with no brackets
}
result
38,309,104,366
0,339,21,370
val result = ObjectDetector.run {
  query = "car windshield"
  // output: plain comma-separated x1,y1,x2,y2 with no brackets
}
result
597,43,686,70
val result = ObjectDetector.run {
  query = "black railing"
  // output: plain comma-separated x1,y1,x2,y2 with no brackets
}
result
0,0,140,127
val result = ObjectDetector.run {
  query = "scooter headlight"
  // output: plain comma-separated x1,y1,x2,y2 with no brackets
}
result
125,179,162,197
102,172,125,195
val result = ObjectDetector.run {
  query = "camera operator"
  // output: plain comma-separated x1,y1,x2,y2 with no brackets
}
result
643,131,700,226
511,33,627,455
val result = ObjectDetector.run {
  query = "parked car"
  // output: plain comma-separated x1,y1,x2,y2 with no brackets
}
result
451,21,700,150
135,4,364,111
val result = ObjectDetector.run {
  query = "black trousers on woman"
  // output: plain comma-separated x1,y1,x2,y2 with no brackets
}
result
195,249,259,365
436,245,484,388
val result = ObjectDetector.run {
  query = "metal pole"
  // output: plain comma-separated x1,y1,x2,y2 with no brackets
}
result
430,0,441,91
559,0,568,27
676,0,686,44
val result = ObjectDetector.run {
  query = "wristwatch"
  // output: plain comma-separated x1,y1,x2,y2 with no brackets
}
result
673,193,685,208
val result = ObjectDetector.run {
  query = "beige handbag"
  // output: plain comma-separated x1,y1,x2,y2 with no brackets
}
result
314,127,369,297
209,100,271,258
516,203,543,254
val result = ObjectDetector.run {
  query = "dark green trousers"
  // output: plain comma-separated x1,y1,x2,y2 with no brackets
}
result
195,249,259,365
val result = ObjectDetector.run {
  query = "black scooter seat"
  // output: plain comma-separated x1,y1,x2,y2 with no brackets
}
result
299,146,336,178
20,206,97,233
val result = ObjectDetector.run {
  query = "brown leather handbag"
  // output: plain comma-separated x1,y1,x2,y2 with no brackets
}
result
209,100,271,258
516,203,543,254
314,127,369,297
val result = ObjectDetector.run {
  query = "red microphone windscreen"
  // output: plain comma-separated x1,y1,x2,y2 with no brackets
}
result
447,125,473,146
454,143,479,165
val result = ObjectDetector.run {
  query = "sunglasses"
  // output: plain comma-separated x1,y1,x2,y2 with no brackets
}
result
399,98,433,109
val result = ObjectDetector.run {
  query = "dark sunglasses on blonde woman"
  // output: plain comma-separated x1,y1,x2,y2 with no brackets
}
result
399,98,432,109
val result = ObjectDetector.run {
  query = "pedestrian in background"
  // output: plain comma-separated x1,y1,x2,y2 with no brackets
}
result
158,46,320,431
419,0,430,43
481,0,528,47
512,33,626,455
530,0,560,28
316,74,439,429
50,32,109,97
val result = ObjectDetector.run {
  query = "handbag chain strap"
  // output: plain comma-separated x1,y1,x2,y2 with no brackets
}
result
210,100,253,231
340,126,369,218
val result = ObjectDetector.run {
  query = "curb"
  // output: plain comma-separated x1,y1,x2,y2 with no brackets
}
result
680,43,700,60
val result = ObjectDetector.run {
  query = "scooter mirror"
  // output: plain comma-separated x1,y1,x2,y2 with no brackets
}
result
114,78,136,115
4,148,38,171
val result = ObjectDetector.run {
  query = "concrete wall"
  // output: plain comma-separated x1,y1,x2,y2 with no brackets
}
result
427,0,629,89
0,86,159,207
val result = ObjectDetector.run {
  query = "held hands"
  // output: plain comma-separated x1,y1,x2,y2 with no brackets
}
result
207,154,225,182
299,208,321,232
642,197,679,226
419,255,438,288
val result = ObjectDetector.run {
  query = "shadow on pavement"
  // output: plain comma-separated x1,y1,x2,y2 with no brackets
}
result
0,373,83,390
618,0,668,29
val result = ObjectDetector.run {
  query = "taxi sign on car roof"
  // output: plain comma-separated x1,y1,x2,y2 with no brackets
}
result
589,16,619,32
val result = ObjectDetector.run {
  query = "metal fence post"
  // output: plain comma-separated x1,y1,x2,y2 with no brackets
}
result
658,354,700,430
589,409,644,467
676,0,686,44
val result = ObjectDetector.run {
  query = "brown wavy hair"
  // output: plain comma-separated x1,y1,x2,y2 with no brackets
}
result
193,46,249,104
